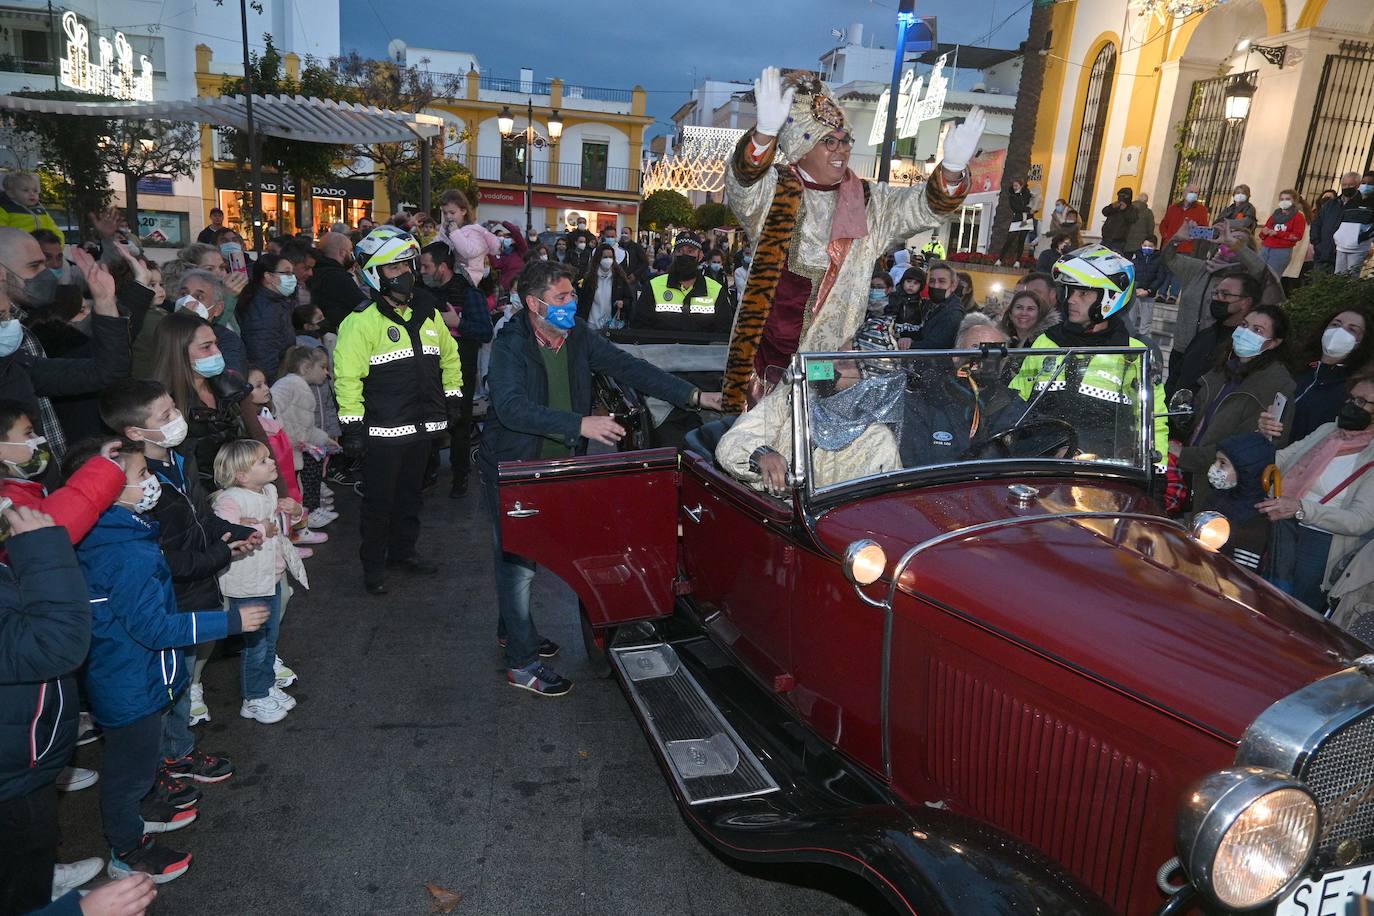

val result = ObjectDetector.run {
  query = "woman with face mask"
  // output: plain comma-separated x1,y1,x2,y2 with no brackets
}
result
236,253,299,384
1176,304,1294,509
1258,189,1310,277
1218,183,1258,230
576,243,632,332
1257,376,1374,613
151,310,268,490
1261,307,1374,443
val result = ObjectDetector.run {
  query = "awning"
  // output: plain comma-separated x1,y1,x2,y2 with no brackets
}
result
0,93,443,144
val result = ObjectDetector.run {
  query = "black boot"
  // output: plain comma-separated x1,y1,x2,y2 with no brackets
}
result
449,471,468,498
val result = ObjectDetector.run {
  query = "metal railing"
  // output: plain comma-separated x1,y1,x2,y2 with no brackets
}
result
480,75,552,96
472,155,641,193
0,56,55,76
478,75,633,104
562,84,633,103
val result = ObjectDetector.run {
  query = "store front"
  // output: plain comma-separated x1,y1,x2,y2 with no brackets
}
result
212,169,374,238
476,188,637,235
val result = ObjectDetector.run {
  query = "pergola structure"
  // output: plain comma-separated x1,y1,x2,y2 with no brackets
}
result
0,93,444,239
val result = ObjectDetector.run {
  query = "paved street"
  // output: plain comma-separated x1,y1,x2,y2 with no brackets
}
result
57,474,878,915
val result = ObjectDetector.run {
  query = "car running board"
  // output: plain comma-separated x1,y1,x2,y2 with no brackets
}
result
611,642,780,806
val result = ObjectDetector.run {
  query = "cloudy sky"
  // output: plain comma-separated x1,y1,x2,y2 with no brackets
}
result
340,0,1027,137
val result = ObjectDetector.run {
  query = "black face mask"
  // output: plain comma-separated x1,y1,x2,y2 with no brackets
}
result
1337,399,1373,431
381,269,417,305
927,287,949,304
1209,298,1233,320
668,256,698,285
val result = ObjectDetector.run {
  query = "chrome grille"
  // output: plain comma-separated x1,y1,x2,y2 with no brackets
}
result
1300,709,1374,867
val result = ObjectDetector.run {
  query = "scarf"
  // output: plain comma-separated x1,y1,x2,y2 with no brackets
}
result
1284,427,1374,501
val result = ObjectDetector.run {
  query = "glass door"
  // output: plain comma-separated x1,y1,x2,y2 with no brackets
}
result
581,142,608,191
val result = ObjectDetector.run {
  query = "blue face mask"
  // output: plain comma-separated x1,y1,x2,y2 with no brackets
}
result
500,238,514,253
48,267,63,279
869,289,887,303
1232,325,1268,359
1361,184,1374,196
0,319,21,357
193,353,226,377
1184,192,1198,204
538,298,577,330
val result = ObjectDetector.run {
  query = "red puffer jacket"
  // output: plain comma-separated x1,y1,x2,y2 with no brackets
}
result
0,455,124,556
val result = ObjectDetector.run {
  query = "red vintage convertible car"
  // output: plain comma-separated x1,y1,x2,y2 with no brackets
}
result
499,345,1374,916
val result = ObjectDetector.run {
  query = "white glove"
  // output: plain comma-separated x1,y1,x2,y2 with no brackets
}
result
940,106,986,174
753,66,795,138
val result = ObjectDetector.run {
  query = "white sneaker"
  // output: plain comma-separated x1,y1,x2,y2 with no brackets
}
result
269,685,297,710
51,857,103,900
320,481,335,499
294,527,328,545
76,711,100,746
273,655,297,687
188,682,210,726
307,507,336,528
55,766,98,792
239,695,288,724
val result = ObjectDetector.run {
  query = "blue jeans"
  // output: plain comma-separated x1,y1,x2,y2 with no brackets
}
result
1157,269,1179,300
158,650,195,761
479,467,541,670
232,583,283,700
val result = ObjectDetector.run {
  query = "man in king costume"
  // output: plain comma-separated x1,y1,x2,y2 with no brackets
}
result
715,67,986,491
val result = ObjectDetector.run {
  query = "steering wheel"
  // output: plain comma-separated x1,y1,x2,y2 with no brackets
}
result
961,417,1079,461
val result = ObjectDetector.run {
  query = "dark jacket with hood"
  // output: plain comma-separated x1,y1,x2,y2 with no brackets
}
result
1291,361,1355,443
309,253,368,330
1100,191,1138,246
0,527,92,803
1202,431,1277,569
239,286,297,382
77,506,242,729
895,294,963,350
146,450,255,614
479,310,696,474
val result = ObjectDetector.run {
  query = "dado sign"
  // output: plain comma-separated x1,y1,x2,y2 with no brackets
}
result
59,12,154,102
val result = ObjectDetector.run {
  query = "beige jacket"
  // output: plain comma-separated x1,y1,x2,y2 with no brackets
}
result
1276,424,1374,589
213,483,308,598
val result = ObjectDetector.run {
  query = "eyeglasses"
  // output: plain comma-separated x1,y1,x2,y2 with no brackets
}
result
820,134,855,152
1351,395,1374,410
1214,290,1245,300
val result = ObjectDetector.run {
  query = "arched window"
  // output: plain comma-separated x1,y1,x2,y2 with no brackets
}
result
1067,43,1117,222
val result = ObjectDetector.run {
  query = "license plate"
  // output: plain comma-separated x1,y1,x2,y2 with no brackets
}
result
1278,864,1374,916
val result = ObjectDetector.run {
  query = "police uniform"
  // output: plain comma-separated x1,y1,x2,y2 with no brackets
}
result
630,273,734,337
334,296,462,581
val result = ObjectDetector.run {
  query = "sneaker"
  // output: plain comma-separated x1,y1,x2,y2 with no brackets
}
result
449,472,468,498
76,711,101,745
387,554,437,574
141,799,198,834
506,662,573,697
269,685,296,711
55,766,98,793
148,770,200,809
325,465,356,485
320,481,335,499
274,655,297,687
240,695,288,724
352,480,365,497
188,682,210,726
162,748,234,784
51,857,103,900
296,546,314,559
294,527,328,545
497,636,561,658
306,507,337,528
108,837,191,884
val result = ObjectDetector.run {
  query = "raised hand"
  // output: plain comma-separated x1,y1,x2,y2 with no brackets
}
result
753,66,795,139
940,107,987,175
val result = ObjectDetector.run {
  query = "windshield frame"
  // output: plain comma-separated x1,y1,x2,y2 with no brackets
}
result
790,345,1155,507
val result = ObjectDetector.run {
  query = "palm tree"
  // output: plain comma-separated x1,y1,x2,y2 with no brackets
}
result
987,0,1054,262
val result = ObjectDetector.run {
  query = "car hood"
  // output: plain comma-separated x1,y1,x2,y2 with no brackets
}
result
815,478,1367,743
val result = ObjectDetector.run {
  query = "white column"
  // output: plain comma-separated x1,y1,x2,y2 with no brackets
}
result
1139,59,1216,206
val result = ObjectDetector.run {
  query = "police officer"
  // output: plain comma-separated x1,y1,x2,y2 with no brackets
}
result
629,234,734,337
334,226,463,594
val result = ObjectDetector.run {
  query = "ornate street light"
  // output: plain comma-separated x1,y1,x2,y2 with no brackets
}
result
1222,71,1257,122
498,98,561,234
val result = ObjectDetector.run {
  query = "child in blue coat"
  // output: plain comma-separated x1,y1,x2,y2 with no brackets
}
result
73,439,268,885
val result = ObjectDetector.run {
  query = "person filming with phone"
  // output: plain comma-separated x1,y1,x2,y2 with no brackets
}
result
1161,218,1278,395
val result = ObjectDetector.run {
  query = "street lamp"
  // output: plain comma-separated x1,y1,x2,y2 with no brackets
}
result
498,99,561,235
1222,71,1257,122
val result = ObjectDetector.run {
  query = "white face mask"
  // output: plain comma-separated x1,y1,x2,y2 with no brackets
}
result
123,475,162,513
1233,193,1248,204
599,257,613,270
176,294,209,320
138,411,188,448
1323,325,1359,359
1207,462,1237,491
1278,198,1294,209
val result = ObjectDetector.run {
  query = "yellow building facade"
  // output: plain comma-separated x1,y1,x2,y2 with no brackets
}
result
1031,0,1374,233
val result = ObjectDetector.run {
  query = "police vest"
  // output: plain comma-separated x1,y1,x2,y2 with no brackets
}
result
648,273,721,317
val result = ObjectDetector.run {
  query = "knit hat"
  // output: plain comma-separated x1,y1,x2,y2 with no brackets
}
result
775,72,850,165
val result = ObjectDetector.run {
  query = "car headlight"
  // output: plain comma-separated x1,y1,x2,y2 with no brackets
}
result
1190,510,1231,551
1177,767,1319,909
843,539,887,586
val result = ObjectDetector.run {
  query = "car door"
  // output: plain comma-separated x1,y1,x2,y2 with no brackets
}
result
678,454,796,686
499,447,679,628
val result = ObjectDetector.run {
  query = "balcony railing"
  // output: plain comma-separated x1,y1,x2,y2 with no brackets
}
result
473,155,641,194
0,56,55,76
563,84,633,103
478,75,633,104
480,76,552,96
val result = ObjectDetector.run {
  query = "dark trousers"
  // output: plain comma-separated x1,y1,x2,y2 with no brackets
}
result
300,453,323,511
1289,527,1335,614
359,437,431,580
450,338,481,476
100,708,164,854
0,783,58,914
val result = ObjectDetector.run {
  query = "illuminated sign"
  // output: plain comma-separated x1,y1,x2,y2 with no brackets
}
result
59,12,154,101
867,52,951,146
